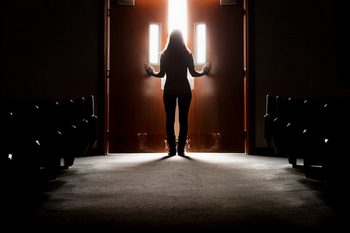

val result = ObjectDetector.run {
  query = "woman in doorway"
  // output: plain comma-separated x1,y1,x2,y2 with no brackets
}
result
145,29,211,156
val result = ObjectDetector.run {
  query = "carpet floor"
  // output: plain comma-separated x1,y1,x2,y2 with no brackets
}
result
2,153,347,232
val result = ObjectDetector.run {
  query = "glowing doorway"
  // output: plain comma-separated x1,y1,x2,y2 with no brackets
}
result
108,0,246,153
162,0,192,90
168,0,188,42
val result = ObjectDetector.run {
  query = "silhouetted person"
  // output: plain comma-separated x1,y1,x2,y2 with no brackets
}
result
145,30,211,156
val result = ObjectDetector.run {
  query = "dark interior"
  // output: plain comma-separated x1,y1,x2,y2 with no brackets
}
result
1,0,347,232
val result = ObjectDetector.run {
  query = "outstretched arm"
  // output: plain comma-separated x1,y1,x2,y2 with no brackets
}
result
188,53,211,77
144,55,166,78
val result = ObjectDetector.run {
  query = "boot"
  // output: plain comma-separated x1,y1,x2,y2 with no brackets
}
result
177,137,187,156
167,136,176,156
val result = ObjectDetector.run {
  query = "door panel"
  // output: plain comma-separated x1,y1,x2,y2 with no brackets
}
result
109,0,166,152
187,0,245,152
109,0,244,152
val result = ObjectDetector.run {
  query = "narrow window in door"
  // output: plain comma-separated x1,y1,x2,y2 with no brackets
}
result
195,23,206,65
149,23,161,64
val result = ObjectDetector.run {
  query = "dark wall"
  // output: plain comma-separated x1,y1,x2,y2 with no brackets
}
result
1,0,104,153
251,0,345,149
1,0,102,100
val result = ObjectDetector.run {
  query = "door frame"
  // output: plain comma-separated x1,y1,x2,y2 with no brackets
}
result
102,0,253,155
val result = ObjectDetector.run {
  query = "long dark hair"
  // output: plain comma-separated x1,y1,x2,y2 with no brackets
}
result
162,30,190,57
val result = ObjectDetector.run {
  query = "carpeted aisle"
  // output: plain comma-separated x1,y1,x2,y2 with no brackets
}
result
4,153,346,232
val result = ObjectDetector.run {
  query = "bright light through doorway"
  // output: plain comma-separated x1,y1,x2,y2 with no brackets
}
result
168,0,188,43
162,0,192,90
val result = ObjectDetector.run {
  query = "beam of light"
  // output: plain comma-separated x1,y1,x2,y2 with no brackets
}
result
162,0,189,90
195,23,206,64
168,0,188,43
149,23,160,64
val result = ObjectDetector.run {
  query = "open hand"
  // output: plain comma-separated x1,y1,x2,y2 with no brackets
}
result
144,63,154,76
202,62,212,75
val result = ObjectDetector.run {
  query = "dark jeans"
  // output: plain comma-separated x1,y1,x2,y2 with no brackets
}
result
163,93,192,150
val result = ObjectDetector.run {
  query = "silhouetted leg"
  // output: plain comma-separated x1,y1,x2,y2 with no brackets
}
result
177,93,192,155
163,94,177,155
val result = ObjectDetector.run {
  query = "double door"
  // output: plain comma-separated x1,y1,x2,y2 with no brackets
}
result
108,0,244,153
